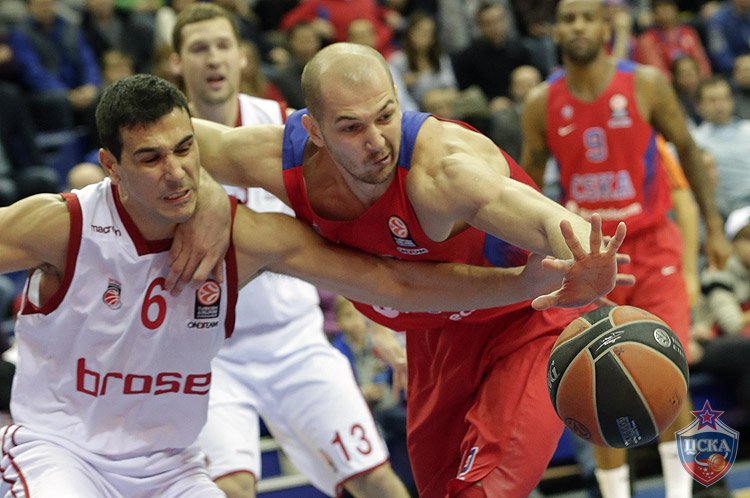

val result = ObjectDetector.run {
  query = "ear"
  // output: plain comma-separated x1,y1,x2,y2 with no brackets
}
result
239,47,248,71
99,148,120,184
168,52,182,79
301,113,325,147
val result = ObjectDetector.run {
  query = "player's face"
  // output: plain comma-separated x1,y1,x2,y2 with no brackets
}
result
554,0,609,65
102,108,200,238
314,69,402,187
698,81,734,126
176,17,245,106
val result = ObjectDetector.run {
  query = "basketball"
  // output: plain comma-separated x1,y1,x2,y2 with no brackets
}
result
547,305,689,448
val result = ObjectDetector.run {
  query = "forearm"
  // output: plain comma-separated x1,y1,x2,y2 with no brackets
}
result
677,140,724,236
671,188,699,278
323,258,534,312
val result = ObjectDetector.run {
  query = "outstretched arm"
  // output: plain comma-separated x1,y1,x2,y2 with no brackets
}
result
233,206,632,312
410,118,595,260
0,194,70,274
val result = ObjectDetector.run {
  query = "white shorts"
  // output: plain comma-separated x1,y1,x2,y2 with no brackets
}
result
0,425,224,498
197,333,389,497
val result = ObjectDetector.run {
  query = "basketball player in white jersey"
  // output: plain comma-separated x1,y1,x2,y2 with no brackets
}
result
0,74,622,498
170,4,410,497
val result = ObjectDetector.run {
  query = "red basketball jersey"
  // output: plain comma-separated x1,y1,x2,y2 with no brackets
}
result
546,60,672,235
282,111,535,330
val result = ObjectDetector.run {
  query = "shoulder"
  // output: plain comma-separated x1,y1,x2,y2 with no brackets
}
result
523,82,551,124
634,63,670,98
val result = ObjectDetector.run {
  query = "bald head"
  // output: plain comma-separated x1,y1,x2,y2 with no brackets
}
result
301,43,394,118
556,0,605,18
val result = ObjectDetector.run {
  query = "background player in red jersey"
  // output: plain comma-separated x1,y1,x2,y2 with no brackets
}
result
520,1,731,497
174,41,636,497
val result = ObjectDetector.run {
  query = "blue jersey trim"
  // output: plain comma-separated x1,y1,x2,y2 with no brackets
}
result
282,109,309,171
616,59,636,73
398,112,431,170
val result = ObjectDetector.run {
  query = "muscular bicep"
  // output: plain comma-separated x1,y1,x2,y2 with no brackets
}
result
193,119,288,201
0,194,70,274
520,84,551,187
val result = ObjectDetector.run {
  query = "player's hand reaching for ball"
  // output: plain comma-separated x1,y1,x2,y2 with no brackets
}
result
531,213,634,310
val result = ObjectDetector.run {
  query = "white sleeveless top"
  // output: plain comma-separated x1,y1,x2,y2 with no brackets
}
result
221,94,324,360
11,179,238,460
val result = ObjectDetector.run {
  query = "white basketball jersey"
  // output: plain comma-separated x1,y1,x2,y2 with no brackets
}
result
221,95,324,360
11,179,238,461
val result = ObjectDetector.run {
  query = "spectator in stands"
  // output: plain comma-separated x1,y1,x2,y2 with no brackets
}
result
693,76,750,217
732,53,750,119
237,40,286,105
521,12,557,78
487,64,541,161
8,0,101,136
280,0,396,58
452,1,536,112
436,0,518,56
636,0,712,81
603,0,636,60
100,48,133,86
699,205,750,335
66,160,104,190
154,0,195,48
705,0,750,75
0,28,60,206
672,54,704,126
81,0,154,74
272,21,321,110
388,11,457,107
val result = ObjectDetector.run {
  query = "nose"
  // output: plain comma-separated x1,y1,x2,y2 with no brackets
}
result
364,124,385,151
163,154,186,181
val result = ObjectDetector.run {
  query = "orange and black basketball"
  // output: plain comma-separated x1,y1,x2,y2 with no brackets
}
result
547,305,689,448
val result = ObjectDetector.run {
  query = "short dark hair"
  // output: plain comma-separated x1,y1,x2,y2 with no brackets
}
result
96,74,190,160
172,3,240,53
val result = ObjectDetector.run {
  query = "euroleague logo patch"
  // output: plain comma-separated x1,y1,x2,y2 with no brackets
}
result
677,400,739,487
194,280,221,319
387,215,428,255
102,278,122,310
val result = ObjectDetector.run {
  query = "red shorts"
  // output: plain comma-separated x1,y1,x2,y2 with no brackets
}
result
606,219,690,352
404,305,582,498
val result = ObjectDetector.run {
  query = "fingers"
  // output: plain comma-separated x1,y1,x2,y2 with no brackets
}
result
560,219,587,260
166,251,190,294
615,273,636,286
616,253,630,265
531,293,557,310
167,251,205,295
605,221,627,255
594,295,618,307
588,213,602,254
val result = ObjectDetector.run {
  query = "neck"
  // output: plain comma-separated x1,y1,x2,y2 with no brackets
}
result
116,188,176,241
563,55,614,101
190,95,239,127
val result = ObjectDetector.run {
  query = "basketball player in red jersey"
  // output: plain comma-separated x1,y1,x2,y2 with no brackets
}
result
520,1,730,497
0,73,628,498
177,41,635,497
